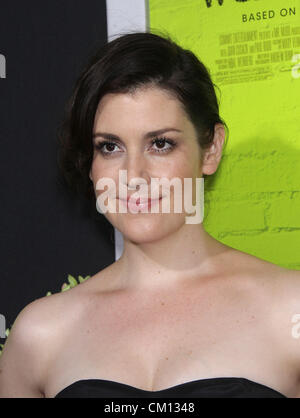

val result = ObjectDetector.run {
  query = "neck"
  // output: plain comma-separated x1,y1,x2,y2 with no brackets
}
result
115,223,231,291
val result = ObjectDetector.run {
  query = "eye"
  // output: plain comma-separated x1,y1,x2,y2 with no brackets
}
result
150,137,177,154
94,136,177,157
94,141,122,156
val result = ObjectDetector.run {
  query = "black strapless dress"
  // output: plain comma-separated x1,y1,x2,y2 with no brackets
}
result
54,377,287,398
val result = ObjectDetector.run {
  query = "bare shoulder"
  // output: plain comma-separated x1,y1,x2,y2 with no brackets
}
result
0,262,120,397
236,248,300,302
260,262,300,386
228,248,300,372
0,280,95,398
218,246,300,323
223,246,297,286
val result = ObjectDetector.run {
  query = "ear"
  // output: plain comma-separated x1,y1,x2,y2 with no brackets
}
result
201,123,225,176
89,169,93,182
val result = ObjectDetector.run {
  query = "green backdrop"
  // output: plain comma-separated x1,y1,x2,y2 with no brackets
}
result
149,0,300,269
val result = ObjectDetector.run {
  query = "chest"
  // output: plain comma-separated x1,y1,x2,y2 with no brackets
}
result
47,289,281,394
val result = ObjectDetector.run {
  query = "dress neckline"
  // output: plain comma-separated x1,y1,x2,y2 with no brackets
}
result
54,376,287,398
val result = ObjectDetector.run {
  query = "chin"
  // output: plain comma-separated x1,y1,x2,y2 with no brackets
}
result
109,213,185,244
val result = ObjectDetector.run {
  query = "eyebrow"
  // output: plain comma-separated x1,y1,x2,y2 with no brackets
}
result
92,127,182,141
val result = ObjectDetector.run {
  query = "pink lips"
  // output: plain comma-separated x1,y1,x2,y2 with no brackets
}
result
118,196,162,210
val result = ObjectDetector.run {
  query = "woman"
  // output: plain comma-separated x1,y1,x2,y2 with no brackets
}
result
0,31,300,398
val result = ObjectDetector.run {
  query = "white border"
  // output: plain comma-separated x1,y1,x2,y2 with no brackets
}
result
106,0,149,42
105,0,149,260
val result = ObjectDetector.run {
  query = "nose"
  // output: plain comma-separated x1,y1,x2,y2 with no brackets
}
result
122,152,150,191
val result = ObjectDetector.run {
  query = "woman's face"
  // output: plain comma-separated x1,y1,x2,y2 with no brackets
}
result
90,86,216,244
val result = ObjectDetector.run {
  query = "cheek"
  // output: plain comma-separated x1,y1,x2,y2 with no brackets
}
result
156,155,191,178
165,158,202,207
91,158,116,183
161,159,198,183
90,163,119,202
